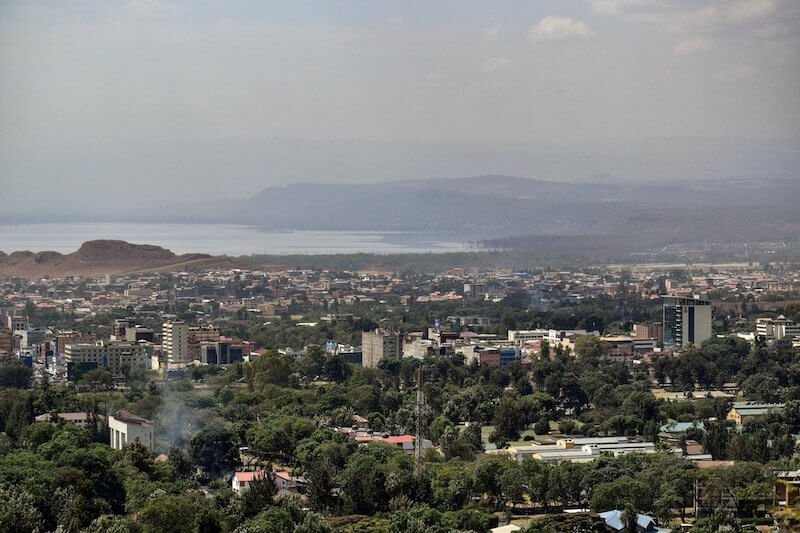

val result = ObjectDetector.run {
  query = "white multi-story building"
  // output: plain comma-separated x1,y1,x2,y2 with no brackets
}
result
64,340,151,378
508,329,549,343
109,411,154,450
756,316,800,341
162,320,190,365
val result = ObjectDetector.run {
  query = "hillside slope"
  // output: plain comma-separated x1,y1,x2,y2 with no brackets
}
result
0,240,253,278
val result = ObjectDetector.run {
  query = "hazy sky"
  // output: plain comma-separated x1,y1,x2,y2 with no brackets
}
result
1,0,799,210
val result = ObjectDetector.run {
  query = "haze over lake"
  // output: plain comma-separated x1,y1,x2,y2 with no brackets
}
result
0,223,468,256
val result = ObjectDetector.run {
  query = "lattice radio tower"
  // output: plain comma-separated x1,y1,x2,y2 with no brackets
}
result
415,367,425,473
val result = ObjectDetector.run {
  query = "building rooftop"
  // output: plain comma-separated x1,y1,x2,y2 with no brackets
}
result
34,412,90,423
113,410,153,426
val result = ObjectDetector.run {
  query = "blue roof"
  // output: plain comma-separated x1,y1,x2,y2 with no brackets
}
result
600,510,656,531
660,421,705,433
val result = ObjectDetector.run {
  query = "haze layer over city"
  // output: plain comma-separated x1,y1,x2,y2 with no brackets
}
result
1,2,800,533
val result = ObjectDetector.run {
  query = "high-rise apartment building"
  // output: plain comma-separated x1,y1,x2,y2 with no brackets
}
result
361,329,401,368
662,296,712,349
162,320,190,365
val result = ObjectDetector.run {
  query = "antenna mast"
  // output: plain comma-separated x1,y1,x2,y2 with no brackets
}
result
415,367,425,473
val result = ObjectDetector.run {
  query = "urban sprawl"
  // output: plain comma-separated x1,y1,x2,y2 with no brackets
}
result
1,261,800,532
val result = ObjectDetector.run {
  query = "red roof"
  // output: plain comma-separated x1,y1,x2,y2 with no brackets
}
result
234,471,266,482
384,435,414,444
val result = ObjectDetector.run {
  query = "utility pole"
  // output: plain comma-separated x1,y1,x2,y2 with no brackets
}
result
415,366,425,474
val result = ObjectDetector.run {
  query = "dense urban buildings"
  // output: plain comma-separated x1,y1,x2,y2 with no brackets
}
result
0,258,799,532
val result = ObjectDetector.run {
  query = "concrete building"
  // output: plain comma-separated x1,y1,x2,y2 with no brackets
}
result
64,340,151,379
54,331,98,356
634,322,664,345
18,328,48,350
34,411,96,428
0,329,12,355
663,296,712,349
756,316,800,341
6,315,29,332
726,402,785,426
125,326,156,343
548,329,590,343
361,329,401,368
113,318,136,338
109,411,154,450
200,339,244,365
189,325,221,343
188,325,221,359
487,436,656,463
162,320,190,365
508,329,549,343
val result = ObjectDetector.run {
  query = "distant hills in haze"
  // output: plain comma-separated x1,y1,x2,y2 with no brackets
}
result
4,174,798,252
237,175,800,246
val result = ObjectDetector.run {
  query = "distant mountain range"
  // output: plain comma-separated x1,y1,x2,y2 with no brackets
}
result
236,175,800,245
4,175,798,251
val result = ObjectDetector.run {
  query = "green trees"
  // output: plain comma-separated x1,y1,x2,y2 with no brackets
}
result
694,462,771,518
339,445,404,514
590,477,650,512
574,334,610,359
305,457,339,513
138,495,201,533
234,507,293,533
525,513,611,533
78,368,114,391
0,360,33,389
5,392,34,444
189,425,240,478
240,471,278,518
245,351,295,389
490,392,531,446
386,504,497,533
248,415,317,461
0,485,46,533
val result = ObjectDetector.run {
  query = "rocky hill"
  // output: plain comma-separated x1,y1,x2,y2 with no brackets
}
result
0,240,252,278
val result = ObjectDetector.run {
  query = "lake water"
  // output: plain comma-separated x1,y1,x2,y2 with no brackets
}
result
0,223,469,255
